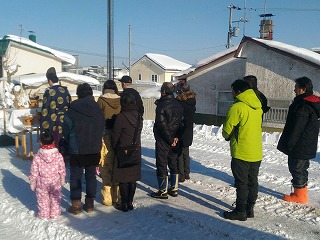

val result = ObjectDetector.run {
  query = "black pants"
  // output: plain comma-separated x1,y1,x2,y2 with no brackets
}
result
155,140,179,177
231,158,261,209
177,146,190,177
288,156,309,188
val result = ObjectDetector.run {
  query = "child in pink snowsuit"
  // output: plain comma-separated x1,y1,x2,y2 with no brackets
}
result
29,131,66,219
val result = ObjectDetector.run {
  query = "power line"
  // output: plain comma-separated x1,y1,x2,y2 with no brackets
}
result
132,43,225,52
49,46,128,60
250,7,320,12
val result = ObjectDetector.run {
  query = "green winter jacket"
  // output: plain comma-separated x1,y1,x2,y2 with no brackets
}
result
222,89,263,162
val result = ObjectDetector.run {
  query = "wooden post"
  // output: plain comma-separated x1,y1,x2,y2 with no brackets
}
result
2,80,7,135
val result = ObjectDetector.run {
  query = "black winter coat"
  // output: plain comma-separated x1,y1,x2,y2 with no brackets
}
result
256,90,270,114
63,96,105,155
112,104,143,183
277,93,320,159
176,91,196,147
122,87,144,117
153,94,183,145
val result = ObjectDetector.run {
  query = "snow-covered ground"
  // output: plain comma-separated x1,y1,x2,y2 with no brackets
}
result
0,121,320,240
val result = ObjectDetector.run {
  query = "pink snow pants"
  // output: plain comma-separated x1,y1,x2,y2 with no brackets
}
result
36,178,62,219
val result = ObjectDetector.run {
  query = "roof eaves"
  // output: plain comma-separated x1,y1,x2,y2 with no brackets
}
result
195,50,237,72
237,36,320,70
145,55,166,70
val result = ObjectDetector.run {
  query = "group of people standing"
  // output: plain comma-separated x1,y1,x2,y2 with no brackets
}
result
29,67,196,219
29,67,319,223
222,75,320,222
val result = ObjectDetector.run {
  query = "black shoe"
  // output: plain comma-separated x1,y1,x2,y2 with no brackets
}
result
223,209,247,221
246,205,254,218
127,202,134,210
151,190,168,199
114,203,128,212
178,177,185,183
185,174,190,180
168,188,178,197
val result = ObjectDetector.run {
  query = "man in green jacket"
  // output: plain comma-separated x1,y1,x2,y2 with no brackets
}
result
222,79,263,221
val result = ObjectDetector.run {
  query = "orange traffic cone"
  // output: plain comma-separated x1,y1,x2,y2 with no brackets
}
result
283,186,308,204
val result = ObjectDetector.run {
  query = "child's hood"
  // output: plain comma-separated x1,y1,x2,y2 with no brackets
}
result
37,148,61,163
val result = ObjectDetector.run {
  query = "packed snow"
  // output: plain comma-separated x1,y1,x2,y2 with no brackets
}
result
0,121,320,240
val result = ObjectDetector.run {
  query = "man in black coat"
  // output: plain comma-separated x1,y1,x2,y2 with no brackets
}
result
119,75,144,117
277,77,320,204
151,82,183,199
176,83,196,182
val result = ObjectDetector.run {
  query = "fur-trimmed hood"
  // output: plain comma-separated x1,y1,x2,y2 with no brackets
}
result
176,91,196,101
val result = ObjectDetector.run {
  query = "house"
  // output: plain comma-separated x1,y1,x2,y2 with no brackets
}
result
0,34,100,107
130,53,191,84
175,36,320,126
0,34,75,78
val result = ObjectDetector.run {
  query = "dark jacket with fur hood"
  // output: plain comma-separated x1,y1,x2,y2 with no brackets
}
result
176,91,196,147
277,92,320,159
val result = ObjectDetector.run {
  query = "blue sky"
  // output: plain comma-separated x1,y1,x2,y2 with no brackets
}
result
2,0,320,67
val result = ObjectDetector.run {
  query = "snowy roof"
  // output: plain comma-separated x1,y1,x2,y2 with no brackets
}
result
137,53,191,71
2,35,76,64
173,46,238,78
237,36,320,68
3,72,100,87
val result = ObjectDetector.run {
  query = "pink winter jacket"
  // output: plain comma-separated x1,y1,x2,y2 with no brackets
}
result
29,148,66,186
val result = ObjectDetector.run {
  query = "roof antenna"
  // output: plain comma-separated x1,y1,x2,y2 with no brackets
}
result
19,24,23,42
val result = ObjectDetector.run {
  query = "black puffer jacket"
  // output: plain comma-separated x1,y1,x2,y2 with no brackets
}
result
176,91,196,147
153,94,183,145
277,92,320,159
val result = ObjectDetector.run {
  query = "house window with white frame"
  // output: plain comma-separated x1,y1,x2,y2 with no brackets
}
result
151,74,158,82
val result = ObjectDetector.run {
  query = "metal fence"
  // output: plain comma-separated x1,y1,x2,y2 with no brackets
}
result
142,97,157,120
216,99,289,124
263,107,288,123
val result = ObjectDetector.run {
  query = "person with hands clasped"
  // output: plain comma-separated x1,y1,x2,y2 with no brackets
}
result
151,82,183,199
29,130,66,219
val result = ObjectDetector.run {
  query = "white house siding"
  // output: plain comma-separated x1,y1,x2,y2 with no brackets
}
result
242,42,320,99
131,58,164,83
4,42,61,76
187,58,246,115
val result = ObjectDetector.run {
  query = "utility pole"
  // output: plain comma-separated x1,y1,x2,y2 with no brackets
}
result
129,25,131,76
107,0,114,80
227,5,241,49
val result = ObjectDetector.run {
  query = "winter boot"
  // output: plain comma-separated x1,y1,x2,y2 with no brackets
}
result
127,182,137,210
151,176,168,199
168,174,179,197
111,183,121,204
224,204,247,221
83,198,94,213
283,186,308,204
246,204,255,218
101,186,112,206
68,200,82,215
114,183,129,212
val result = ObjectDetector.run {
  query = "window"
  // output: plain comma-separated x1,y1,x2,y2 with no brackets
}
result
138,74,142,80
151,74,158,82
